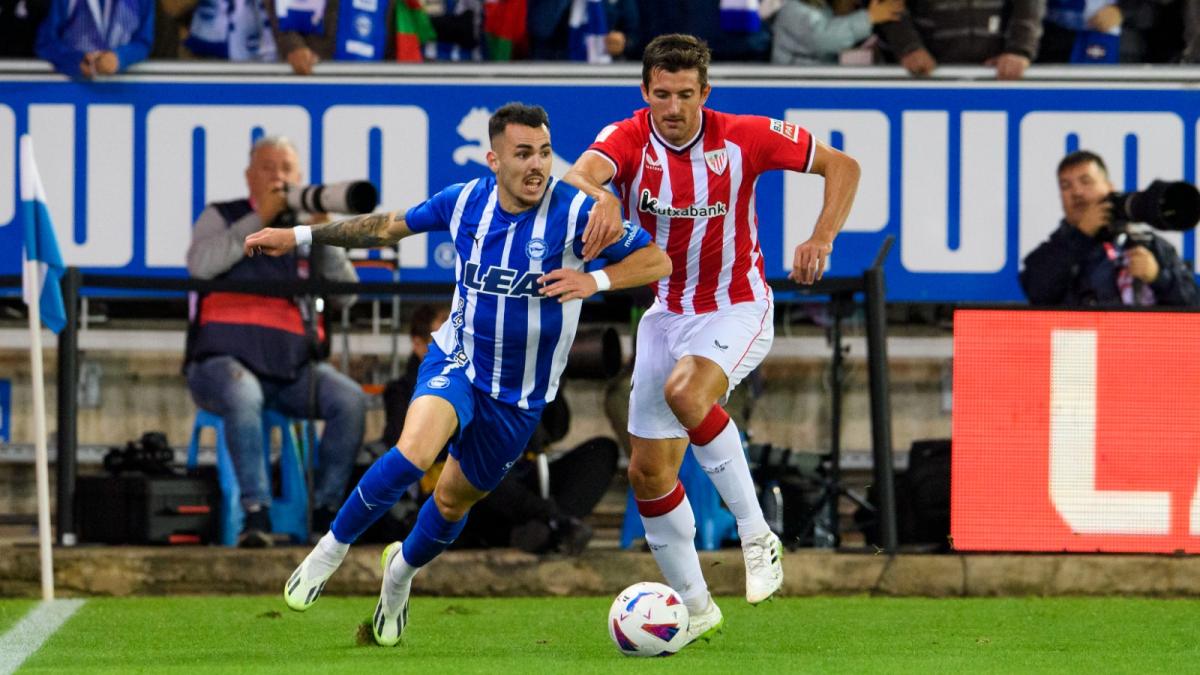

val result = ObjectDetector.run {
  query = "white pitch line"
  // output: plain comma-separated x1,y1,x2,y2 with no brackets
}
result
0,599,85,675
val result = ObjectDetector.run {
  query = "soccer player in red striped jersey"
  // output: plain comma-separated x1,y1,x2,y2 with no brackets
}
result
564,33,860,644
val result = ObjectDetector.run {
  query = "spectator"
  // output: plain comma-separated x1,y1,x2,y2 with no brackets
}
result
1,0,49,57
636,0,771,61
1118,0,1199,62
153,0,196,59
604,0,640,60
185,135,367,547
35,0,155,78
1020,150,1198,307
528,0,639,61
185,0,277,61
1038,0,1121,63
265,0,399,74
771,0,904,65
875,0,1045,79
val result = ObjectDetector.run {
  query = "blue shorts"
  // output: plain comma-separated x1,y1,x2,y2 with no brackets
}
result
411,342,543,492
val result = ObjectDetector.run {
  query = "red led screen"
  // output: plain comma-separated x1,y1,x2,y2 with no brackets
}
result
952,309,1200,553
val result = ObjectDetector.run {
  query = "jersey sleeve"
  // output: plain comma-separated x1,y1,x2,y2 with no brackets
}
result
734,115,816,176
403,182,466,233
587,219,653,263
585,117,643,185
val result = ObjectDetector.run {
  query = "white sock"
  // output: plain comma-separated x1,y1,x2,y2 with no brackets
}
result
311,531,349,576
691,418,770,540
641,494,709,613
386,548,420,587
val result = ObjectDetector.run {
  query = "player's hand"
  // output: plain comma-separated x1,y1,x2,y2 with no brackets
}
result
789,237,833,285
1125,245,1160,283
244,228,298,257
287,47,319,75
538,268,598,303
990,53,1029,80
580,192,624,262
900,48,937,77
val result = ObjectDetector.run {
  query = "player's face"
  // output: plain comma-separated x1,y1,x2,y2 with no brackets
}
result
642,68,711,146
245,144,301,203
1058,160,1112,226
487,123,553,212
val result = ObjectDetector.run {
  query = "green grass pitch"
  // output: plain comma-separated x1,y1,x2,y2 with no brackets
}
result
5,595,1199,673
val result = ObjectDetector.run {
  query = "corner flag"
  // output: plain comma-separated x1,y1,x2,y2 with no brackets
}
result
19,134,66,334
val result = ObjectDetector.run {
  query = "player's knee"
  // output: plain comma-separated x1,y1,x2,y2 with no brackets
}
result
663,378,709,422
432,489,471,522
627,459,676,498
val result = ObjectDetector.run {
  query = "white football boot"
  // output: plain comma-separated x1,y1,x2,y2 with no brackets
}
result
684,595,724,644
743,530,784,604
283,535,346,611
372,541,412,647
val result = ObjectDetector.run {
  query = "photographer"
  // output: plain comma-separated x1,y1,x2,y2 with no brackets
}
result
1021,150,1198,307
185,135,366,547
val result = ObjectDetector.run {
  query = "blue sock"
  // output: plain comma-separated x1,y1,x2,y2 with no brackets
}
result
401,498,468,568
330,448,424,544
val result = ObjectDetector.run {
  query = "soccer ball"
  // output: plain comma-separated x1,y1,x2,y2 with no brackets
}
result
607,581,690,657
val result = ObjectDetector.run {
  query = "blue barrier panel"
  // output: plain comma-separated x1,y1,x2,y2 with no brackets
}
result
0,65,1197,301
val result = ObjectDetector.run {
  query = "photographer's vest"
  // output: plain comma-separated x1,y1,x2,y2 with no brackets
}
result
185,199,326,380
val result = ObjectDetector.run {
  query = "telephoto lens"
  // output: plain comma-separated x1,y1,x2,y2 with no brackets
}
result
286,181,379,214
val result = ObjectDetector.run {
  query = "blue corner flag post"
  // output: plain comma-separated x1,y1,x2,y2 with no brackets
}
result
20,133,65,601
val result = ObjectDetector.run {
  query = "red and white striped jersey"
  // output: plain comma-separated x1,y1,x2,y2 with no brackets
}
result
587,108,815,315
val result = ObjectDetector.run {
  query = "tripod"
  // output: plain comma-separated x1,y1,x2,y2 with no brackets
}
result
797,289,874,549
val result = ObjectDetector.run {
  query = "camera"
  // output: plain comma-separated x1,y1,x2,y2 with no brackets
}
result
1104,179,1200,233
285,180,379,215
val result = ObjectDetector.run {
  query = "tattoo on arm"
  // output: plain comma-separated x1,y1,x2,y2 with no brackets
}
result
311,211,405,248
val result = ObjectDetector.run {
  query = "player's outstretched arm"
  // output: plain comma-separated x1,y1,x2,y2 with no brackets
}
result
244,210,414,257
538,242,671,303
790,142,861,284
563,152,625,262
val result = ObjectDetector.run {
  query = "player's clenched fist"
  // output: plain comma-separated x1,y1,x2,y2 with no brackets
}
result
244,228,297,257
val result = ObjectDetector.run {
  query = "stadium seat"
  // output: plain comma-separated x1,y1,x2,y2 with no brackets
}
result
619,446,738,551
186,409,311,546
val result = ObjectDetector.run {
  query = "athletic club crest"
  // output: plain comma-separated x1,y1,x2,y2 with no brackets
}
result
704,149,728,175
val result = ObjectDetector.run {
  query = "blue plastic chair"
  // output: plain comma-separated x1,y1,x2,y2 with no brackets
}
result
187,409,311,546
620,446,738,551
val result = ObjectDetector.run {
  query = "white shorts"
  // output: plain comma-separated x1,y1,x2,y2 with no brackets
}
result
628,297,774,439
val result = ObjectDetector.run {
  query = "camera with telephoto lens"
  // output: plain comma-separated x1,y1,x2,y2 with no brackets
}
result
286,180,379,215
1101,180,1200,242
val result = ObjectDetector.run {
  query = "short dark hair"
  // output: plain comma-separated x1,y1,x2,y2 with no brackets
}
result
488,103,550,142
409,304,447,340
642,34,711,90
1058,150,1108,177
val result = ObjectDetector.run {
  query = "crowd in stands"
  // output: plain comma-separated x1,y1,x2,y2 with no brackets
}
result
2,0,1196,77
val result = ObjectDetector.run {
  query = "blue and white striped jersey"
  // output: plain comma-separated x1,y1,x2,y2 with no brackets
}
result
406,176,651,409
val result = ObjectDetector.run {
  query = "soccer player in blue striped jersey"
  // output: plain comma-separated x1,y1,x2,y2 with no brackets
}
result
245,102,670,646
